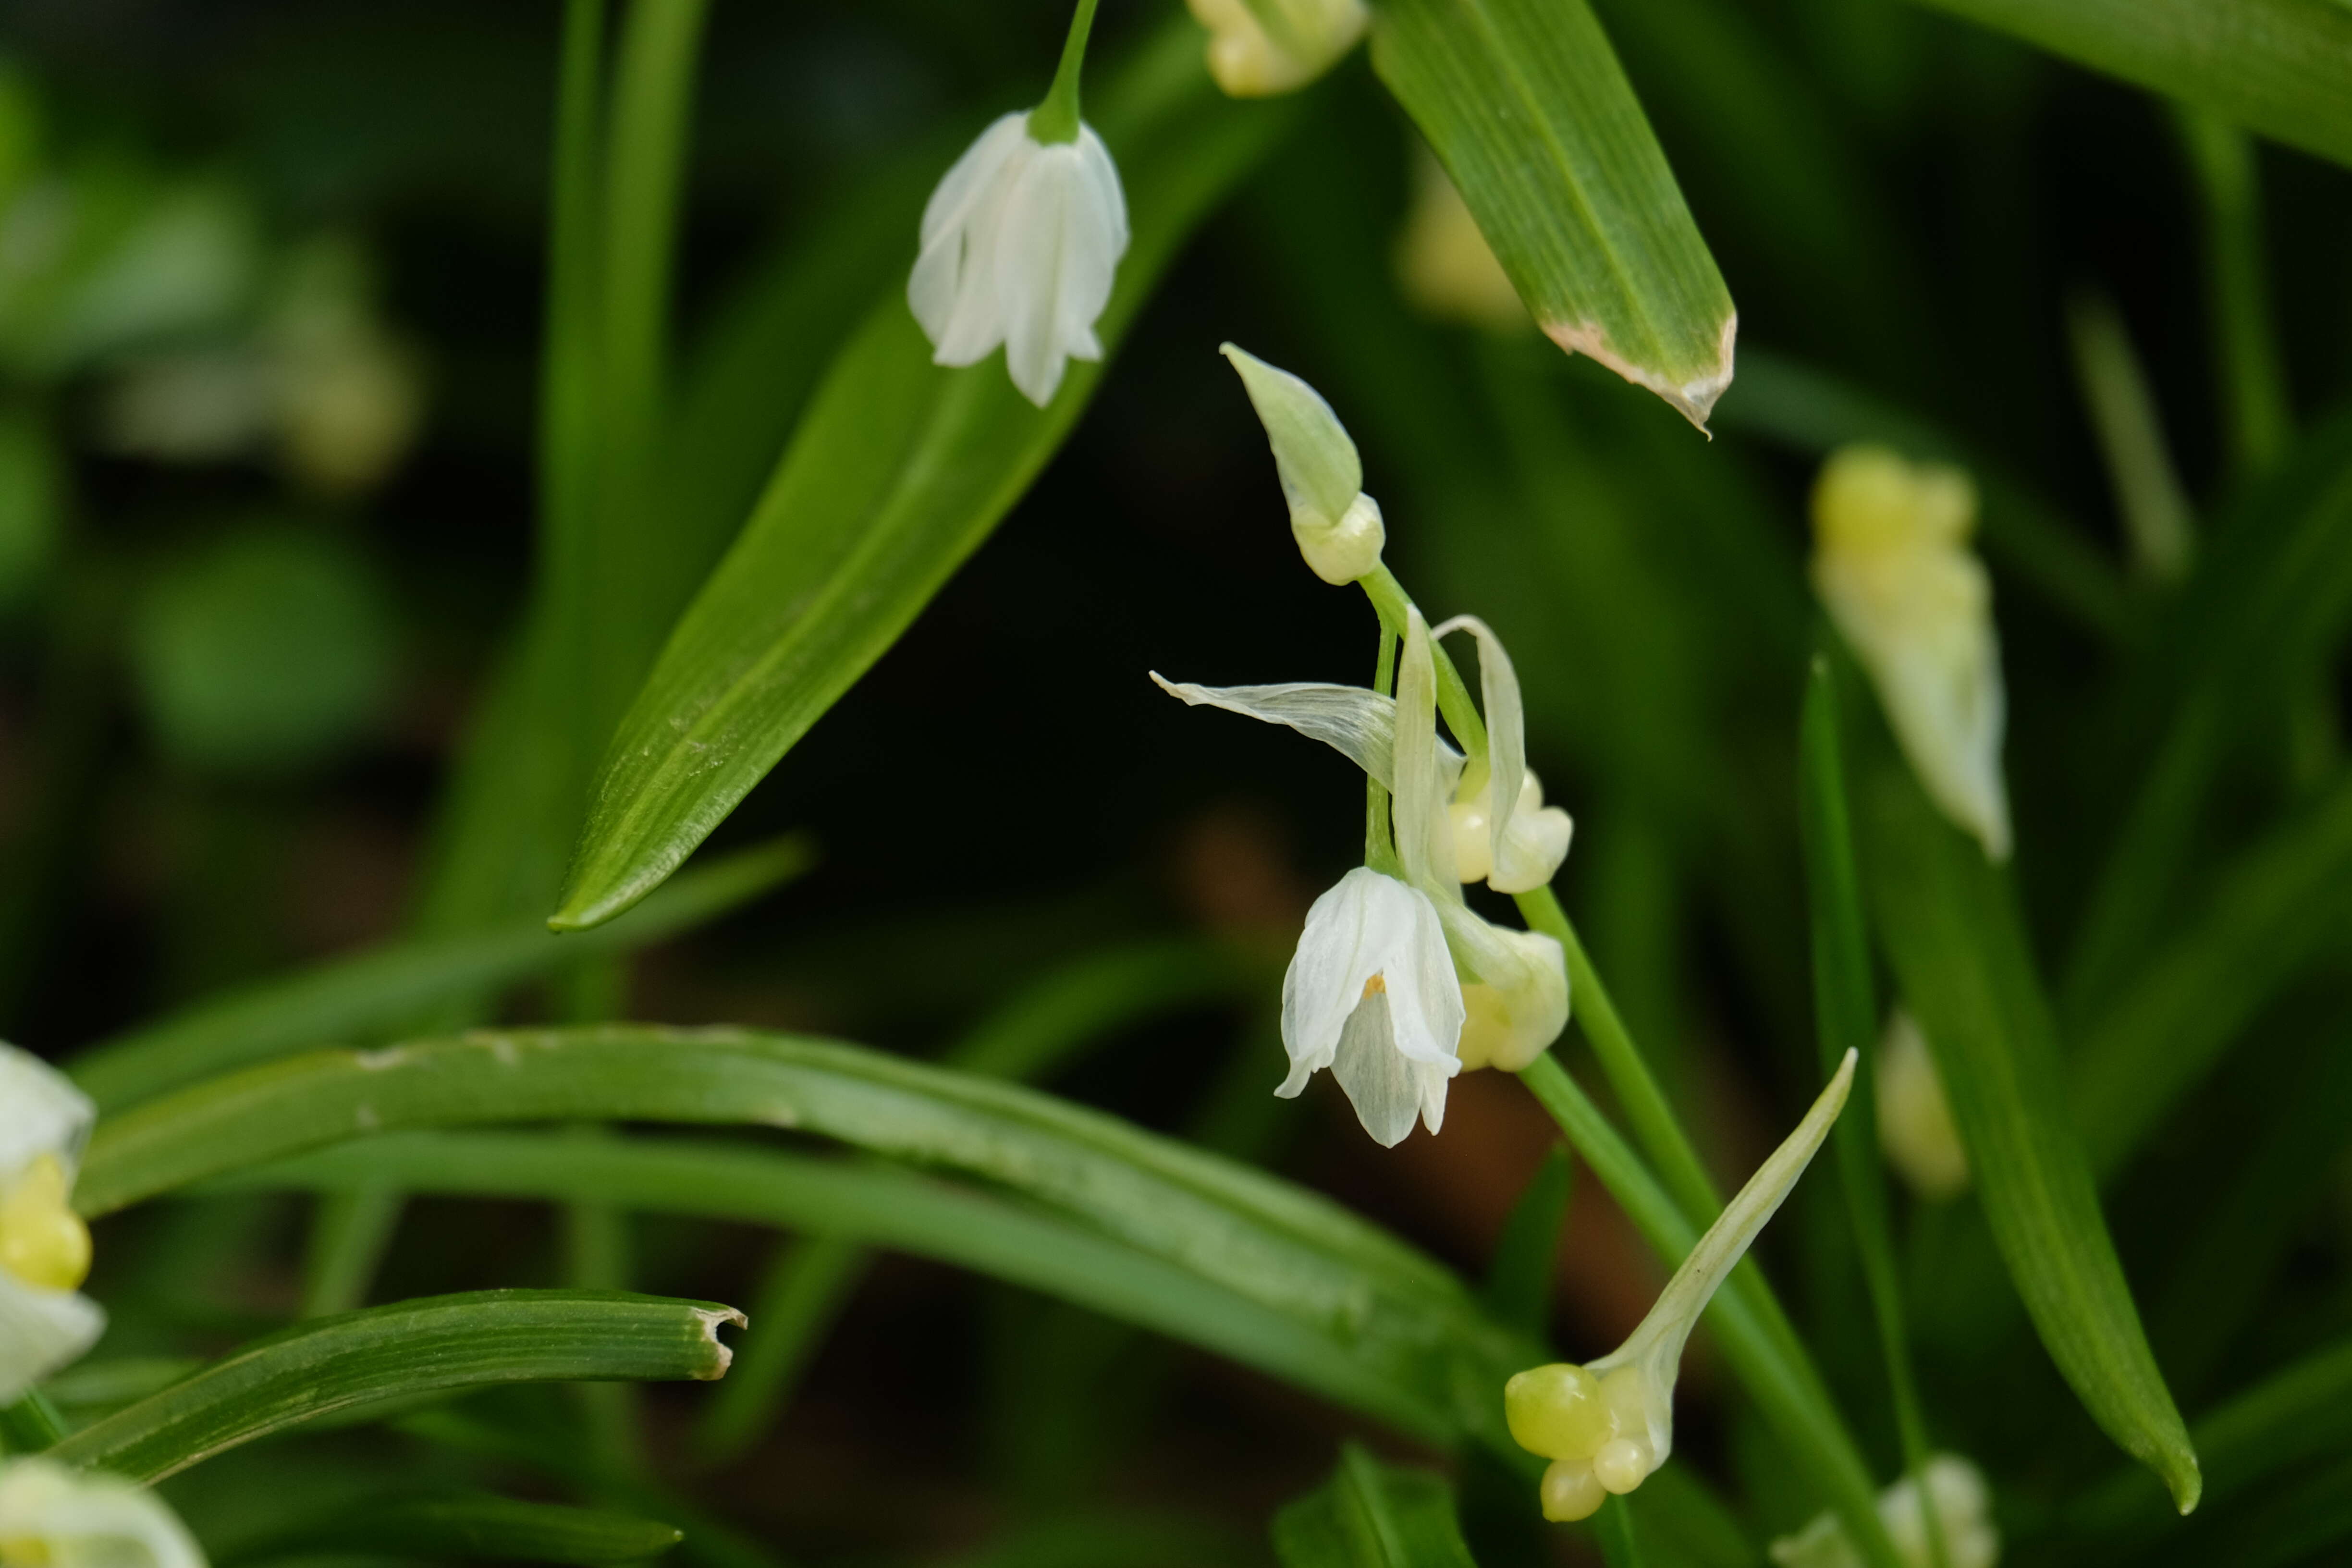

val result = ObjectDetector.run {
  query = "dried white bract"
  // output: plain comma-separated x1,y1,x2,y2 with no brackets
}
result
0,1044,105,1404
1877,1011,1970,1201
1769,1453,2001,1568
1506,1052,1856,1519
0,1458,206,1568
1221,344,1385,585
1812,445,2010,860
1432,616,1573,894
1184,0,1367,98
909,111,1129,408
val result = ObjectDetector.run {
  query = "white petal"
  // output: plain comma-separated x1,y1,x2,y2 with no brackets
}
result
1393,609,1457,891
1430,615,1528,888
1278,868,1399,1094
909,113,1031,351
1329,992,1422,1147
0,1459,206,1568
0,1272,105,1405
1075,128,1130,260
1380,882,1468,1070
1149,674,1465,792
930,132,1040,368
1218,344,1361,527
1450,923,1568,1071
993,133,1125,408
1493,797,1574,895
0,1044,93,1176
1278,870,1461,1141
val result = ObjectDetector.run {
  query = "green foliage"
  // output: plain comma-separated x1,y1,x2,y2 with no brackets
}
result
1369,0,1737,429
1272,1445,1477,1568
221,1493,684,1567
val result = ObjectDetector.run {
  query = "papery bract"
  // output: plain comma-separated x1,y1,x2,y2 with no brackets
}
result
1222,344,1385,584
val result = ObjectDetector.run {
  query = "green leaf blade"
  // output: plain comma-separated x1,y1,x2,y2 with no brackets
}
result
226,1494,684,1568
46,1290,741,1482
1272,1445,1478,1568
1369,0,1737,428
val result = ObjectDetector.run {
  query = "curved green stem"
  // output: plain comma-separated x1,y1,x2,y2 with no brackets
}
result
1029,0,1102,144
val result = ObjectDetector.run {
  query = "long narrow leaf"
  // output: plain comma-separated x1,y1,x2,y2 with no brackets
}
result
1855,759,2200,1512
1903,0,2352,172
550,31,1293,930
221,1494,683,1568
45,1290,740,1482
1272,1445,1477,1568
1369,0,1736,429
68,834,812,1111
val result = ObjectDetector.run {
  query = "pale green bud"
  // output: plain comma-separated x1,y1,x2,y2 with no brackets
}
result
1220,343,1384,584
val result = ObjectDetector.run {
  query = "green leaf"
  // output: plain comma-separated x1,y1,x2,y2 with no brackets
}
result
68,833,813,1111
1368,0,1736,429
45,1290,741,1482
1854,758,2201,1512
1904,0,2352,172
1272,1444,1477,1568
548,34,1293,931
81,1028,1530,1447
1481,1147,1570,1340
2069,776,2352,1177
222,1493,683,1568
1592,1495,1644,1568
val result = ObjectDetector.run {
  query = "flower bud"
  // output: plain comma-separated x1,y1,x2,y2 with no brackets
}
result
1876,1011,1969,1200
1185,0,1368,98
1221,343,1384,584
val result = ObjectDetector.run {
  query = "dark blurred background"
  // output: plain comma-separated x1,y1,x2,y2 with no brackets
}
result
0,0,2347,1561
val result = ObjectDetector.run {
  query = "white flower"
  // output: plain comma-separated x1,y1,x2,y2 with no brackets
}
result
1431,616,1573,894
1769,1453,2001,1568
907,111,1128,408
1812,445,2010,860
1877,1010,1970,1201
1221,345,1385,585
1184,0,1367,97
1506,1051,1856,1520
1280,866,1464,1146
0,1044,105,1405
0,1458,207,1568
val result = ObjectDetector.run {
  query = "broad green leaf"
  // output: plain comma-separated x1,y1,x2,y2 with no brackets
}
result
1854,758,2201,1512
1481,1147,1570,1340
1368,0,1736,429
80,1028,1529,1447
549,32,1293,930
45,1290,741,1482
220,1130,1460,1450
1272,1445,1477,1568
1905,0,2352,172
222,1493,682,1568
2069,775,2352,1177
69,834,812,1111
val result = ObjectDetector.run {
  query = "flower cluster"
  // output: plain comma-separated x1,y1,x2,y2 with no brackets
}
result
0,1043,104,1406
1184,0,1368,98
1770,1453,2001,1568
1506,1051,1856,1519
1153,349,1570,1145
1811,445,2010,860
0,1459,206,1568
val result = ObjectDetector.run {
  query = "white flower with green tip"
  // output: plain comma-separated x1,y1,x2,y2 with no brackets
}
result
1505,1051,1855,1520
0,1043,104,1406
0,1458,205,1568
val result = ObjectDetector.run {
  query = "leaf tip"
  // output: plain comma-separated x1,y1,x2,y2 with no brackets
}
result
1543,310,1737,434
692,1305,749,1379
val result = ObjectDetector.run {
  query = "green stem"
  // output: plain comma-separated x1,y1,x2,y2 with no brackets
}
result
2174,108,2289,476
1367,623,1397,865
0,1391,63,1454
1361,566,1485,756
1029,0,1102,144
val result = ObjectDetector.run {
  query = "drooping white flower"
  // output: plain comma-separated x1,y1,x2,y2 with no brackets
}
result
1506,1051,1856,1520
1431,616,1573,894
1812,445,2010,860
0,1044,105,1405
1280,866,1464,1146
907,110,1128,409
1184,0,1368,98
0,1458,206,1568
1221,345,1385,585
1877,1010,1970,1201
1769,1453,2001,1568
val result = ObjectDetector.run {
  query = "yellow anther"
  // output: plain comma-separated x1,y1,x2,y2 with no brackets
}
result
1360,973,1388,1000
1539,1458,1605,1523
0,1154,92,1293
1503,1362,1612,1460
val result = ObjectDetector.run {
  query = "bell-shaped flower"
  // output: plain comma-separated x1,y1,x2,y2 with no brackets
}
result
0,1043,105,1404
1222,344,1385,585
1431,616,1573,894
1184,0,1368,98
908,111,1128,408
1877,1010,1970,1201
1279,866,1465,1146
1506,1051,1855,1520
0,1458,206,1568
1769,1453,2001,1568
1812,445,2010,860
